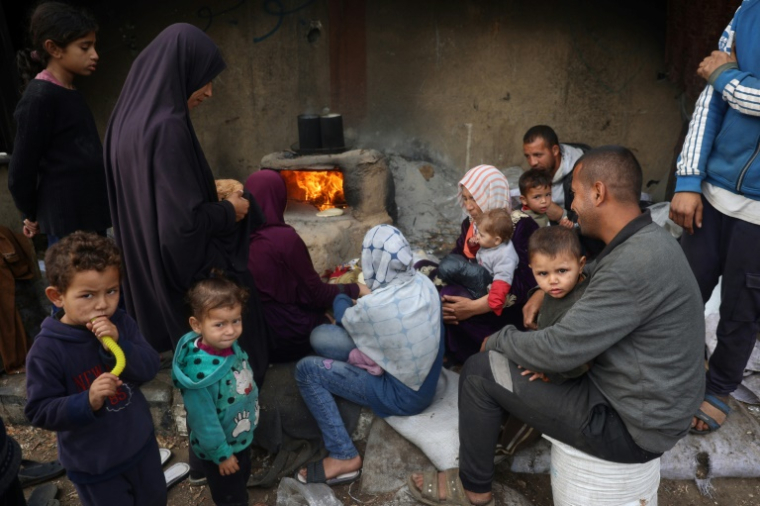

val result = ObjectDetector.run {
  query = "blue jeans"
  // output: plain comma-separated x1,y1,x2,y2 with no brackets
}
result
295,324,371,460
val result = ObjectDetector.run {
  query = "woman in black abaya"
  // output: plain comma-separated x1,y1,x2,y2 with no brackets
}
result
103,23,270,386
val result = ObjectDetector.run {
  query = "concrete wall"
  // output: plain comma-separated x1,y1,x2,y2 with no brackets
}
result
66,0,680,202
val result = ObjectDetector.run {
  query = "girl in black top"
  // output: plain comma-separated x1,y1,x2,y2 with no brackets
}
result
9,1,110,245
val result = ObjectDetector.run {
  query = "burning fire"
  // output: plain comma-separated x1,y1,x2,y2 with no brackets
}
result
280,169,346,211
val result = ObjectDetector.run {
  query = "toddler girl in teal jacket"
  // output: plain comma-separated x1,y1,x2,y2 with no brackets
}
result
172,275,258,506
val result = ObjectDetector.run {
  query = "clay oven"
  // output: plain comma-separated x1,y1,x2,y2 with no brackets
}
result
259,149,396,273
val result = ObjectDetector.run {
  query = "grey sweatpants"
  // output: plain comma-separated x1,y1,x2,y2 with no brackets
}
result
457,352,660,494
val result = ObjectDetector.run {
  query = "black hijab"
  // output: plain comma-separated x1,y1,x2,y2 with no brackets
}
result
103,24,268,363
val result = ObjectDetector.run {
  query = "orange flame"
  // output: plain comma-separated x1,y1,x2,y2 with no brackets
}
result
280,170,346,211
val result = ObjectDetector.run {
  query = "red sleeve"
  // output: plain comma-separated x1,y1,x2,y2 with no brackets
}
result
488,280,511,316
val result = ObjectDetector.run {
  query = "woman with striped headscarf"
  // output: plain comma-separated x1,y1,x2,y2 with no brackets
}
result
425,165,539,363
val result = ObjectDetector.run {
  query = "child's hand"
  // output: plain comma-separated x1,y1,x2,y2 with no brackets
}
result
87,316,119,348
468,235,480,247
357,283,371,297
559,217,574,229
518,366,549,382
22,219,39,238
219,455,240,476
88,373,122,410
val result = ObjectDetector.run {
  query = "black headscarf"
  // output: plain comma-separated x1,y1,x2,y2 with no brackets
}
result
103,24,269,377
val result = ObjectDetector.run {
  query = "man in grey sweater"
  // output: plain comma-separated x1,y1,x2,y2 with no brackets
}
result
409,146,705,506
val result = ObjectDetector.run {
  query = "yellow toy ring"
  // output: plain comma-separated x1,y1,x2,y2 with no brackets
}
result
102,336,126,377
90,319,126,376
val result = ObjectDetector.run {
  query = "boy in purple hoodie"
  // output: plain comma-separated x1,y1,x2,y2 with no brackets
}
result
25,231,165,506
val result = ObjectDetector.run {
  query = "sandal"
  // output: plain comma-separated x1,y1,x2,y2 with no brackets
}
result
294,459,362,486
159,448,172,466
690,393,731,435
164,462,190,489
18,460,65,488
407,468,494,506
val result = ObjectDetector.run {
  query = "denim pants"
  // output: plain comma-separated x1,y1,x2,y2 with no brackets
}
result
295,324,373,460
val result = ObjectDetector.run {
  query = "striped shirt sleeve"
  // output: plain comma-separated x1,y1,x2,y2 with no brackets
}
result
675,85,727,193
674,5,739,193
713,68,760,116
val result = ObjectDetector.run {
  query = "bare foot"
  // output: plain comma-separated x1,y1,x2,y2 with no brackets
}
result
691,396,729,433
410,471,492,505
298,455,362,482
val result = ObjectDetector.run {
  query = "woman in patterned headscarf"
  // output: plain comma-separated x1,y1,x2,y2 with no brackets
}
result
425,165,539,363
294,225,444,486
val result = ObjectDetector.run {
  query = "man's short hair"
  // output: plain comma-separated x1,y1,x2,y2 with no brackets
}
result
478,208,514,243
528,226,582,261
45,231,122,293
523,125,559,148
519,168,553,195
574,145,642,205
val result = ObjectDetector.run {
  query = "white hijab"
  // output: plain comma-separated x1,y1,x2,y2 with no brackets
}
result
342,225,441,390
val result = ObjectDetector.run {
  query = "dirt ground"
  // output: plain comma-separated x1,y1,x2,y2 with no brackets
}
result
8,423,760,506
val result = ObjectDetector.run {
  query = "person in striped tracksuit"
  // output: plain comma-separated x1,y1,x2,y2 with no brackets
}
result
670,0,760,434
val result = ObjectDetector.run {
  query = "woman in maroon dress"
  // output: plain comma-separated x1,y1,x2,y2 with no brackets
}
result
245,169,369,362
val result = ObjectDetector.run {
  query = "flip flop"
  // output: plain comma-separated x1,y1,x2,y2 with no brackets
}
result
295,459,362,486
690,393,731,435
18,460,66,488
164,462,190,489
26,483,59,506
159,448,172,466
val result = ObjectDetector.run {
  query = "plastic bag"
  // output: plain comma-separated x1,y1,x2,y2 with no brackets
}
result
276,477,344,506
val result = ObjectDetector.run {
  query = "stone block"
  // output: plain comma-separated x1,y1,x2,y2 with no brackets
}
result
661,399,760,479
288,202,391,274
390,483,532,506
0,367,181,435
351,407,375,442
173,387,188,437
361,417,431,494
141,369,175,434
509,398,760,481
